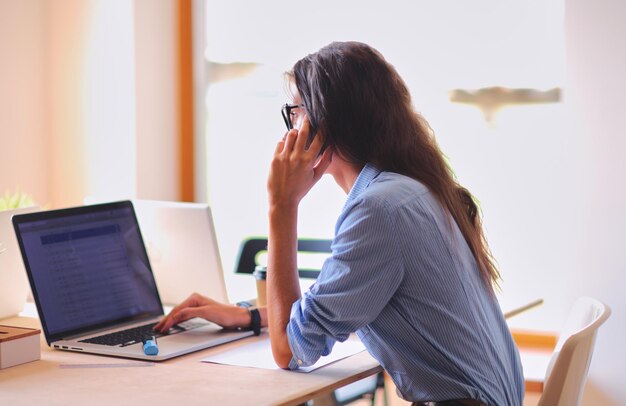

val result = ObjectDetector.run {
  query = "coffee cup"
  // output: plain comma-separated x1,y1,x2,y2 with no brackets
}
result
253,266,267,307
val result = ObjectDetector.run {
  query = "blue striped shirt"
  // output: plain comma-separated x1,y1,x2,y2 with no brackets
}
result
286,164,524,405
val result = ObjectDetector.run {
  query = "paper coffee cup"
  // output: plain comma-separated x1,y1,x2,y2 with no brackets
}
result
253,266,267,307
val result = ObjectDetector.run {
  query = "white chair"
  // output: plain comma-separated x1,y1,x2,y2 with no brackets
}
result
537,297,611,406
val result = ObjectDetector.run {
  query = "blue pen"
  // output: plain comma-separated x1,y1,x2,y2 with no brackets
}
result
142,335,159,356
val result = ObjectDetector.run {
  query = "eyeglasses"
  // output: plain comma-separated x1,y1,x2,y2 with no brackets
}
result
281,103,304,131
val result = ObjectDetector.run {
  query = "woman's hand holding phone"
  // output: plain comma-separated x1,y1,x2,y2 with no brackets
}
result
268,116,332,210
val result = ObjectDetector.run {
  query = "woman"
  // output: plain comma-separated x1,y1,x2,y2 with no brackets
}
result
156,42,524,406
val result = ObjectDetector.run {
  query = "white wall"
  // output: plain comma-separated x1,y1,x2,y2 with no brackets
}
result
47,0,107,208
563,0,626,404
0,0,179,209
0,0,49,205
202,1,573,309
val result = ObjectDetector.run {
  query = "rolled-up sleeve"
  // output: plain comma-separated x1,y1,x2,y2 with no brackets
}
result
286,195,404,369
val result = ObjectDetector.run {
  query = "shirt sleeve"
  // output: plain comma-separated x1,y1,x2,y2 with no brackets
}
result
286,196,404,369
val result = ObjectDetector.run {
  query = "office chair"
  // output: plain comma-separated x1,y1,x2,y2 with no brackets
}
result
537,297,611,406
235,237,332,279
235,237,386,406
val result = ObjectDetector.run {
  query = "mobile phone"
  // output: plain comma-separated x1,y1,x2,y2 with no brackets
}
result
299,117,327,155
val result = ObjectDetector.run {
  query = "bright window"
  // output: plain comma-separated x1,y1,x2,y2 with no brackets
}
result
202,1,566,314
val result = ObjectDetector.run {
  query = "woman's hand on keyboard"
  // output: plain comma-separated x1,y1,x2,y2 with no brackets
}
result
154,293,250,333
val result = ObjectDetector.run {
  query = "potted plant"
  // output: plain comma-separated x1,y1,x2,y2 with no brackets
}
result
0,190,35,211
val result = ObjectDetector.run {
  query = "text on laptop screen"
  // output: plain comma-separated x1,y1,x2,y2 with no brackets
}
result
16,206,162,336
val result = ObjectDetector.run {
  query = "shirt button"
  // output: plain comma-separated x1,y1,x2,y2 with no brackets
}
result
297,359,303,366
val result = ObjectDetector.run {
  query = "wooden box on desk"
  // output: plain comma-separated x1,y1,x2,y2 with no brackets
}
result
0,325,41,369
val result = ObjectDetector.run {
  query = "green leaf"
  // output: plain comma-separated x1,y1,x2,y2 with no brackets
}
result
0,190,37,211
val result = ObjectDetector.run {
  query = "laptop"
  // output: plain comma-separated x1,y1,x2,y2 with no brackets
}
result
131,199,229,305
0,206,40,319
12,201,253,361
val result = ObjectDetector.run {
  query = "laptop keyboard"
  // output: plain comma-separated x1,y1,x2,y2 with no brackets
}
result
79,320,205,347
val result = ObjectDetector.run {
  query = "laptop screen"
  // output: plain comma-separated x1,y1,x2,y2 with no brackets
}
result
13,201,163,342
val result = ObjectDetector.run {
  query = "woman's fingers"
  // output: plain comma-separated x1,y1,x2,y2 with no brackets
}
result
157,310,193,332
281,129,298,153
267,115,327,208
294,116,311,151
156,303,250,333
171,307,205,325
154,293,207,331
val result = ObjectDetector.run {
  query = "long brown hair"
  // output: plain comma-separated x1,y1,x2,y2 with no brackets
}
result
290,41,500,289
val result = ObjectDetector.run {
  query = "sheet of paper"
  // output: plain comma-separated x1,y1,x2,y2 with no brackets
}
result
201,338,365,373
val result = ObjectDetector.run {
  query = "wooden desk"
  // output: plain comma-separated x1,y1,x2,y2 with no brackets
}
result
0,316,382,406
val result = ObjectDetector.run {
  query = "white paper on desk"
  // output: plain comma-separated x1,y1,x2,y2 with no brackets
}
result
201,338,366,373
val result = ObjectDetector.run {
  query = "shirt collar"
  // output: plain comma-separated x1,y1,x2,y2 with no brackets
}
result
345,163,382,205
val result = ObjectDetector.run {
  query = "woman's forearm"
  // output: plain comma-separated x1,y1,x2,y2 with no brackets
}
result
266,203,301,368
